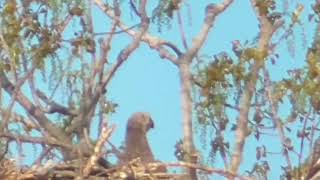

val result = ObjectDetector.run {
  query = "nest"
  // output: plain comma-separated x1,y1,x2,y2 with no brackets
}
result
0,158,186,180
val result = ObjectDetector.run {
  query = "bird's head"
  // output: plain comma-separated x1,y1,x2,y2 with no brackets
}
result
127,112,154,133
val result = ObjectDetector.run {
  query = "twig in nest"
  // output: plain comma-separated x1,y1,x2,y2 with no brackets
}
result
0,140,9,161
83,124,115,176
163,161,250,180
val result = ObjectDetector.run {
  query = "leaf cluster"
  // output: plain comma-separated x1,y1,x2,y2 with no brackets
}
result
256,0,283,25
151,0,183,32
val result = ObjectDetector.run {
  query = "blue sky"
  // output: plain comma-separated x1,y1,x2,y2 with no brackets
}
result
5,0,317,179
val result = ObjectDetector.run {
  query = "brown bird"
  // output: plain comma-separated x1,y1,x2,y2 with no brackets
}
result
118,112,167,174
120,112,155,163
112,112,167,180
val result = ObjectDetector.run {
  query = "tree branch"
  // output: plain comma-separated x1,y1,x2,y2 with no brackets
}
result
264,69,293,169
0,72,70,143
229,0,284,175
83,124,115,176
66,0,150,136
0,132,72,149
177,1,234,179
94,0,179,65
35,89,76,116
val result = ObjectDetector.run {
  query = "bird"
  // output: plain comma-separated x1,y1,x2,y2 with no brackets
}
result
120,112,155,163
119,112,167,174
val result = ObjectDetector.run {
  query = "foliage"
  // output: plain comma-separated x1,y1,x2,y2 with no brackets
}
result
152,0,183,32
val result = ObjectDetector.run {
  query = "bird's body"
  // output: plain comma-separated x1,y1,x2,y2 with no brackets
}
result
118,112,167,175
120,112,155,163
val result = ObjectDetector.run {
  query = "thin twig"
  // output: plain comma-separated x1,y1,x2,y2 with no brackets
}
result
83,125,115,176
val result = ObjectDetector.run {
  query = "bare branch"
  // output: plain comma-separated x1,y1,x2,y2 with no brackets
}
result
177,1,234,179
95,0,121,84
66,0,150,135
0,111,40,131
182,1,234,64
164,162,252,180
177,8,188,50
94,0,179,65
98,0,149,90
83,125,115,176
35,89,76,116
0,132,72,149
264,69,292,169
0,72,70,143
229,0,285,175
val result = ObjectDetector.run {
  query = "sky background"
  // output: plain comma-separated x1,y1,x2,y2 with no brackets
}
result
4,0,318,179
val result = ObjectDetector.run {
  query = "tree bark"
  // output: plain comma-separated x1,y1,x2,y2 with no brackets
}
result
179,62,197,180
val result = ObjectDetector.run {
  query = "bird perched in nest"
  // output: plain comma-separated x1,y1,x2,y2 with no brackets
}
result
120,112,155,163
119,112,166,173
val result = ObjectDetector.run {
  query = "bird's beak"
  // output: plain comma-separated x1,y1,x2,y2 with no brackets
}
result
149,118,154,129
